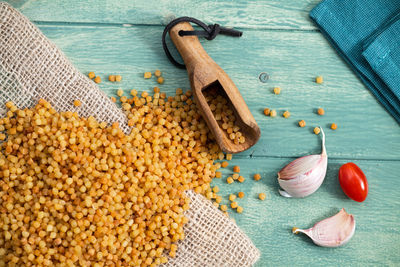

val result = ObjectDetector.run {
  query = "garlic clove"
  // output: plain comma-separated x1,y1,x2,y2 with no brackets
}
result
292,208,356,247
277,127,327,198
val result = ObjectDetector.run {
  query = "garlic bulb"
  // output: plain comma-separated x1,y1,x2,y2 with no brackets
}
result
292,208,356,247
278,127,327,197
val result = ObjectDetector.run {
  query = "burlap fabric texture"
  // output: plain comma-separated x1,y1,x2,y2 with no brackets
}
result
0,3,260,266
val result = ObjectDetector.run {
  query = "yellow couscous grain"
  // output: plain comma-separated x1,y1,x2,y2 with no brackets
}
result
144,72,152,79
273,87,281,95
157,77,164,84
283,111,290,118
230,202,238,209
221,161,229,168
73,99,81,107
298,120,306,127
236,206,243,213
108,75,116,82
233,166,240,173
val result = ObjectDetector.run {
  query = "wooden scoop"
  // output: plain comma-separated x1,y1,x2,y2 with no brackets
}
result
169,22,260,154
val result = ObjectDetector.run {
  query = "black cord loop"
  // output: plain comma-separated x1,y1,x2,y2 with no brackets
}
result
162,16,243,69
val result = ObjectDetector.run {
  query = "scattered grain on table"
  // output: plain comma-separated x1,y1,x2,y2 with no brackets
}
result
88,71,95,79
315,76,323,84
283,111,290,118
236,206,243,213
221,161,229,168
253,173,261,181
233,166,240,173
144,71,152,79
157,77,164,84
231,201,238,209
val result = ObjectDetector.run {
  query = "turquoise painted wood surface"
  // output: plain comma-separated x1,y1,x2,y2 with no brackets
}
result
15,0,320,29
5,1,400,266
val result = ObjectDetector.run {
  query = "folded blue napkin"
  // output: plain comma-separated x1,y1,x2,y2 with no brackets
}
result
310,0,400,123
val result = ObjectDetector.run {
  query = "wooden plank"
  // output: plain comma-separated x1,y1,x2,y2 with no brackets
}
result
35,25,400,160
4,0,319,30
4,0,28,8
211,157,400,267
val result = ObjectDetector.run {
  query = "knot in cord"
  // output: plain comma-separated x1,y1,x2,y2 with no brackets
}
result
162,17,242,69
206,24,220,40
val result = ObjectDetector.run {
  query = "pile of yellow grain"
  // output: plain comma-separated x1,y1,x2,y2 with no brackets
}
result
0,87,225,266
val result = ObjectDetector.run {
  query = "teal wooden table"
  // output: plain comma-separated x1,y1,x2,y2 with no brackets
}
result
6,0,400,266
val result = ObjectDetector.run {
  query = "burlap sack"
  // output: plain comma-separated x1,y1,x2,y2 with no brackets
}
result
0,3,260,266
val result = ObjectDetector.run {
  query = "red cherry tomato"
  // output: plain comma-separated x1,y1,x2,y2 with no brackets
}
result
339,162,368,202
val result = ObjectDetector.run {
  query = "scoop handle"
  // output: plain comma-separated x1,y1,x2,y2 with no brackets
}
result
169,23,217,84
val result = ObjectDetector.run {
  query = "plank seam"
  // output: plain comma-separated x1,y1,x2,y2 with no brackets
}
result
234,155,400,162
31,20,319,32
